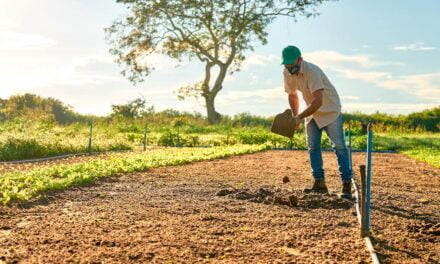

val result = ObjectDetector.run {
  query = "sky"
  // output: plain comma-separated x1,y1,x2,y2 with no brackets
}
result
0,0,439,117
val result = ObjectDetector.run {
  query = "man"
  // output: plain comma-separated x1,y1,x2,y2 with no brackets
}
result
281,45,352,199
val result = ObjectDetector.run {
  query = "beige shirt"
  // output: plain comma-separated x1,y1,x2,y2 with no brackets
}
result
284,60,341,128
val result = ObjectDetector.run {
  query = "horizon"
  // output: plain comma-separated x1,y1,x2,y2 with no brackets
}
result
0,0,439,117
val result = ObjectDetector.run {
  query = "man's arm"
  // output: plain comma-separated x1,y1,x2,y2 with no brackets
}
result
295,89,323,122
284,68,300,116
288,92,299,116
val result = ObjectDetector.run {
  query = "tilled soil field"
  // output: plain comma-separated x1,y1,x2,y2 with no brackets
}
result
0,150,439,263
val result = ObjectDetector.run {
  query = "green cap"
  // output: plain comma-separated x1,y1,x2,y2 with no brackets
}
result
281,45,301,65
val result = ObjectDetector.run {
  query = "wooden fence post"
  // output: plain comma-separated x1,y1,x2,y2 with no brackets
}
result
360,164,367,237
143,125,148,151
365,123,373,236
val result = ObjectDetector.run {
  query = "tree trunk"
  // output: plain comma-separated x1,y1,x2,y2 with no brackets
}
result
205,94,221,124
202,64,227,124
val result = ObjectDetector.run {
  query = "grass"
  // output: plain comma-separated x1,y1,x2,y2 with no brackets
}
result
0,144,269,204
402,148,440,168
373,133,440,168
0,120,133,161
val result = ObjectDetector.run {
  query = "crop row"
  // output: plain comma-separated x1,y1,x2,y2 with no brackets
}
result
0,144,269,204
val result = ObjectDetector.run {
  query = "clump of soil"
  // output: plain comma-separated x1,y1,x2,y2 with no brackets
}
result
273,194,298,207
216,187,299,207
216,186,354,210
301,193,353,209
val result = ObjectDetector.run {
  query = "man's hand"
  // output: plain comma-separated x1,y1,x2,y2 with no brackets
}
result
292,89,323,128
292,114,302,130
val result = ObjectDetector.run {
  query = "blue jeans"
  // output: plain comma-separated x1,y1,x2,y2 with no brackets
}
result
306,115,352,182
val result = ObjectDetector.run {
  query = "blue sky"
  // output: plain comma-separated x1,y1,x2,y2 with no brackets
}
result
0,0,439,116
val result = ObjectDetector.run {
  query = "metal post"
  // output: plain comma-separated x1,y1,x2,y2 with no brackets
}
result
143,126,147,151
348,122,352,171
365,123,373,236
345,128,347,152
88,122,93,154
360,165,367,237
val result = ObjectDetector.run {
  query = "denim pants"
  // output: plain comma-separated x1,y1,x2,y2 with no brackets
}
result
306,115,352,182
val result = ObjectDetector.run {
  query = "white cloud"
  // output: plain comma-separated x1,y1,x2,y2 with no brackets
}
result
0,5,18,29
220,87,282,102
303,50,393,84
333,68,389,83
301,50,439,102
241,54,278,70
0,30,57,50
224,74,237,82
69,55,121,79
378,73,440,101
393,42,436,51
135,53,182,71
304,50,375,68
0,17,16,29
218,86,306,109
341,96,360,100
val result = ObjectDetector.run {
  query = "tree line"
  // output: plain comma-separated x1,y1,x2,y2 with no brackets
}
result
0,94,438,132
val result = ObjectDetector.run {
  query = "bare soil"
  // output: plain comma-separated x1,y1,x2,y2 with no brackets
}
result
0,150,438,263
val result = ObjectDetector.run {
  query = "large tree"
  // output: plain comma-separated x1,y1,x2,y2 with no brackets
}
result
106,0,330,124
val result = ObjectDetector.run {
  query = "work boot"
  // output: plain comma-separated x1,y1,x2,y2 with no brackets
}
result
341,181,352,199
304,179,328,193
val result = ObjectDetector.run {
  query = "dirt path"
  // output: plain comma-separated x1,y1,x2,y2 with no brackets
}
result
0,150,438,263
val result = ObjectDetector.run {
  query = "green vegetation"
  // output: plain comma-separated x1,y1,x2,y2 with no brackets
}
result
402,149,440,169
0,119,132,161
344,107,440,133
374,133,440,168
0,94,438,168
0,145,268,204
